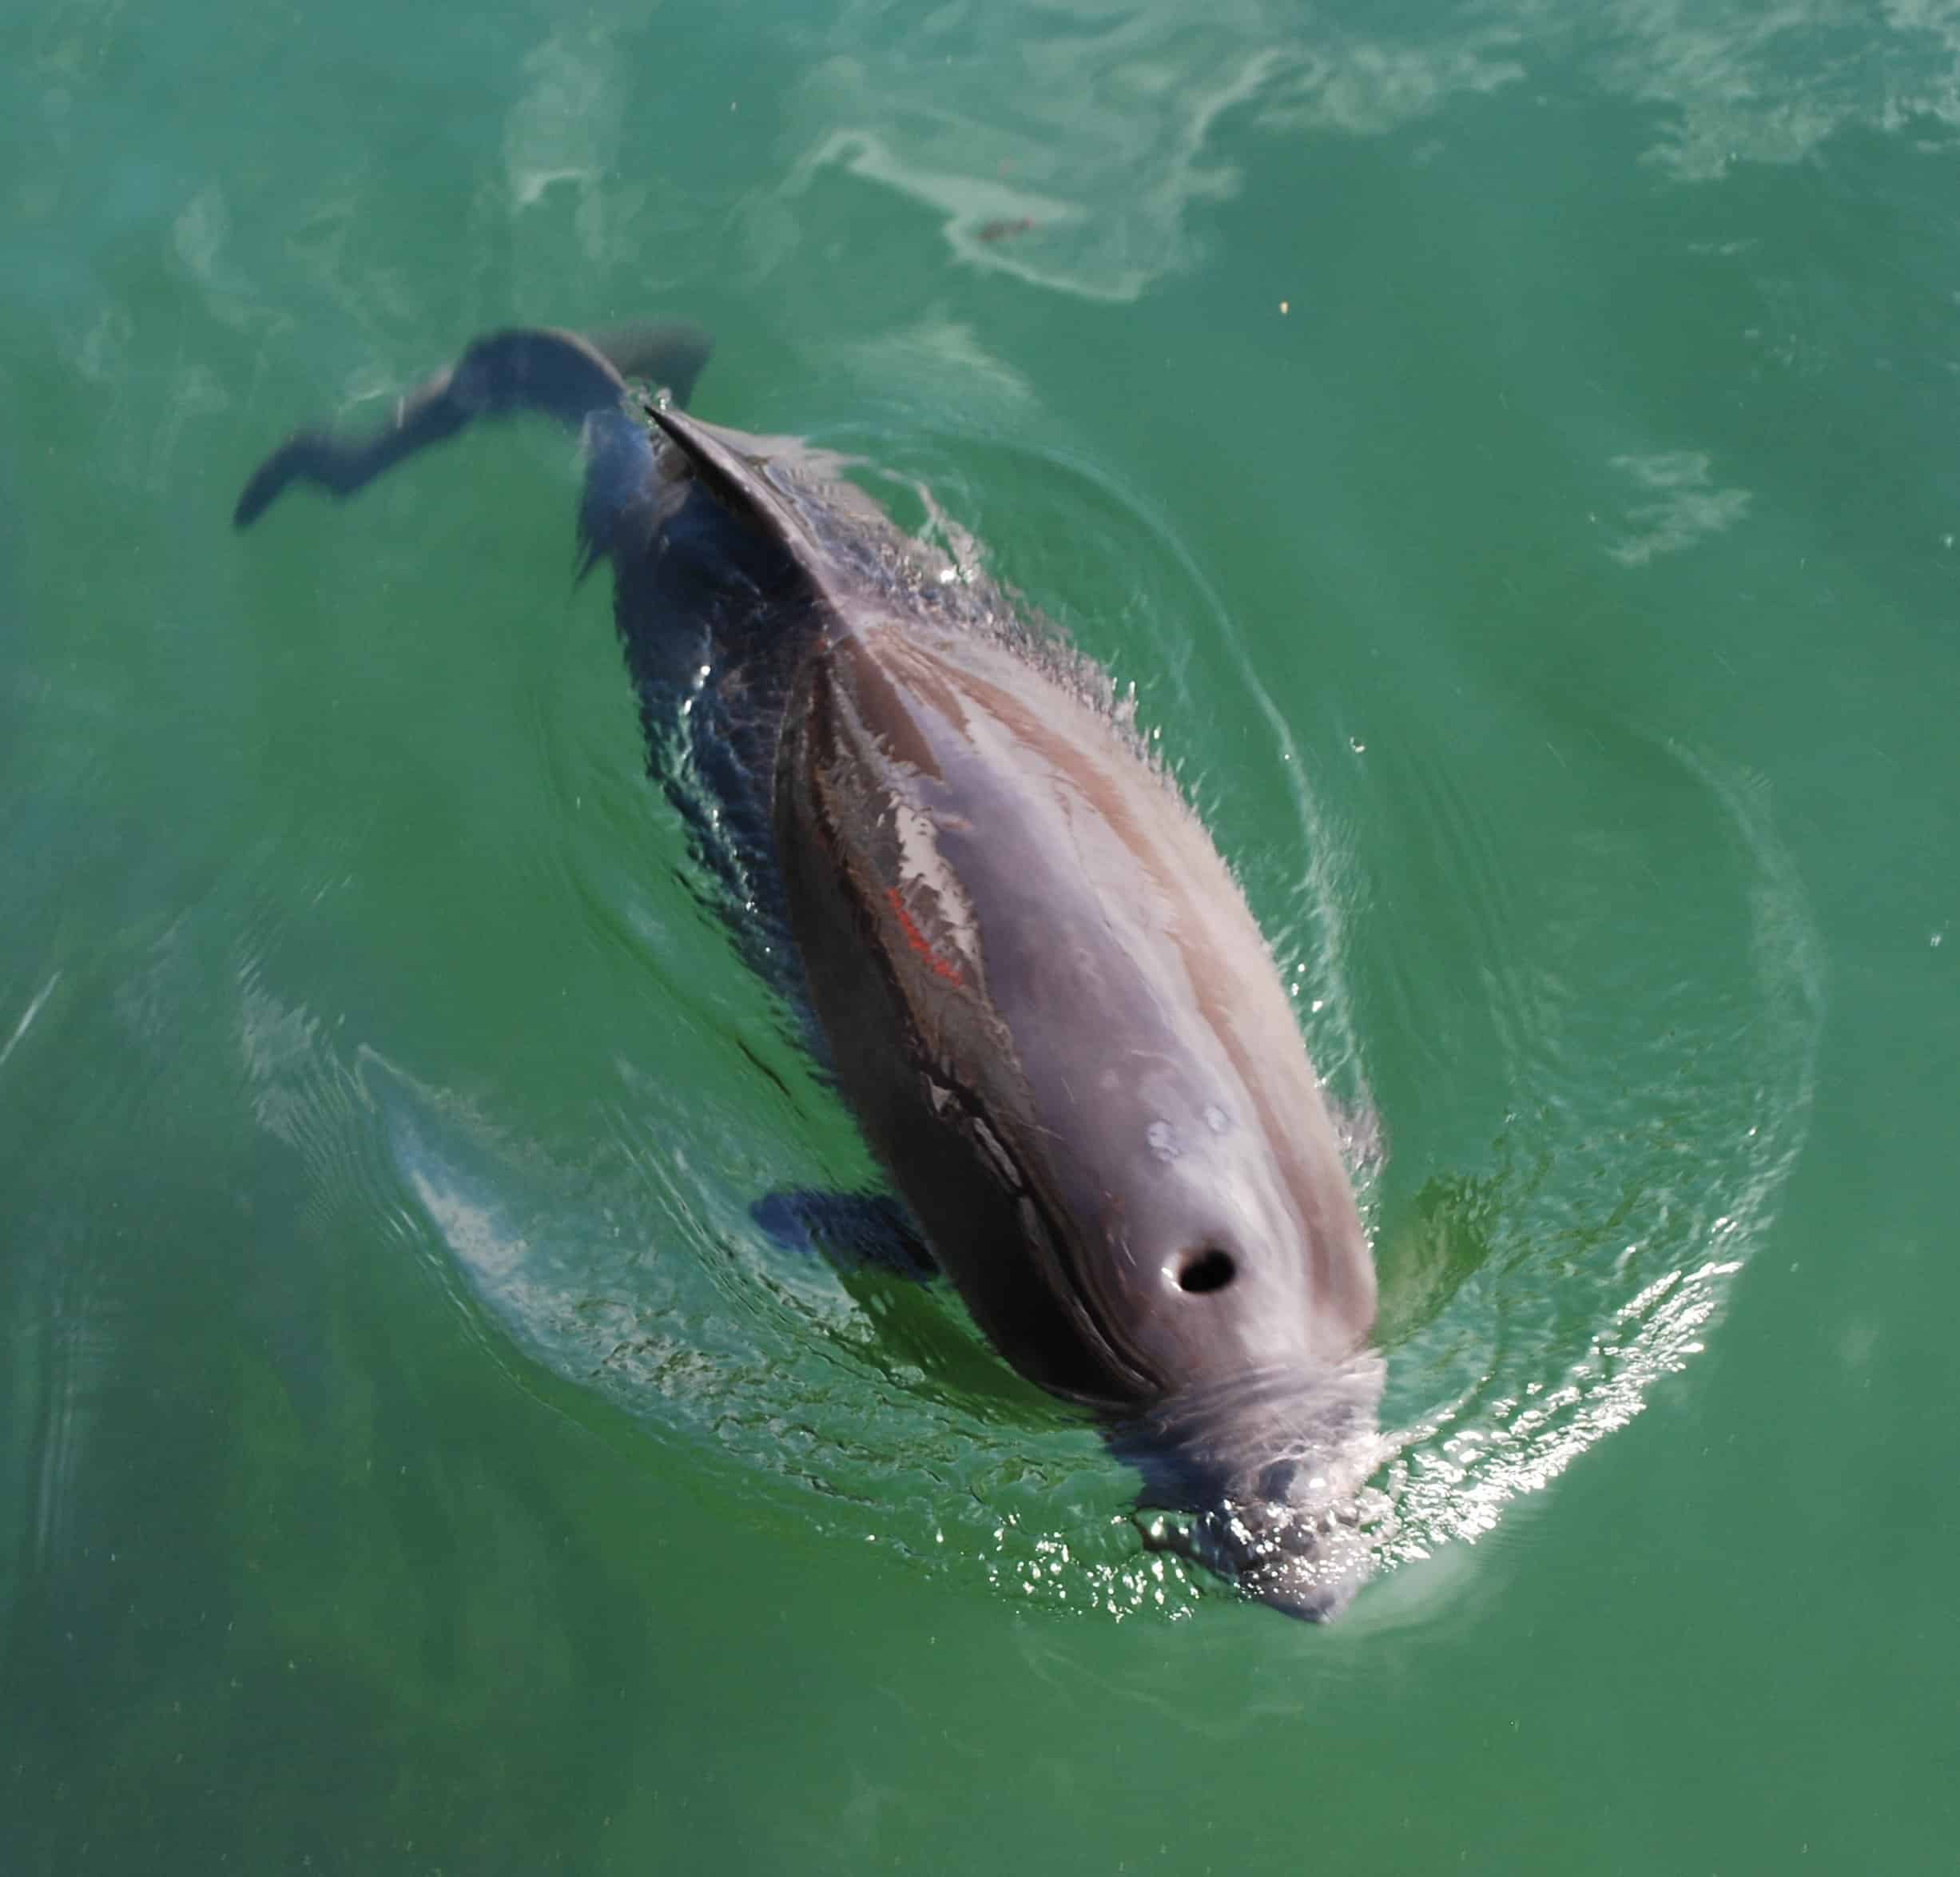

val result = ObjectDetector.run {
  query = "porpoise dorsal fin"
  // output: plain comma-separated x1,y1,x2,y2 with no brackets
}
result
646,404,914,641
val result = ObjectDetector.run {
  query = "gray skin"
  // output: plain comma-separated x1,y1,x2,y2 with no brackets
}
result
235,325,1382,1618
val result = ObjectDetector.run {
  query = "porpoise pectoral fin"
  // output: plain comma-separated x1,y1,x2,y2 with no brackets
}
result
232,325,717,566
750,1189,937,1281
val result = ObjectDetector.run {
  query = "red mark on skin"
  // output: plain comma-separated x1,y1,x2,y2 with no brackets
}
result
885,886,964,985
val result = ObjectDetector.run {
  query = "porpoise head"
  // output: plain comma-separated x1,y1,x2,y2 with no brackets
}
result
975,1028,1386,1624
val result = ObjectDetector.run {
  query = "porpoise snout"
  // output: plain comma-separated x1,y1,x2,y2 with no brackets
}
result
1139,1489,1371,1622
1111,1358,1385,1621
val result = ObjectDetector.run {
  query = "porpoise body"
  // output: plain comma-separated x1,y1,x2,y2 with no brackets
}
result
236,325,1382,1617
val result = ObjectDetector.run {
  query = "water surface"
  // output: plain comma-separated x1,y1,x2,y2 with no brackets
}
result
5,2,1958,1871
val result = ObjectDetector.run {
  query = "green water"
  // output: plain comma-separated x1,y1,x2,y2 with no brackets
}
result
6,1,1958,1870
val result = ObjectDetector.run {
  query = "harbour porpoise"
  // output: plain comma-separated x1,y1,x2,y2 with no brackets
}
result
236,324,1382,1618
